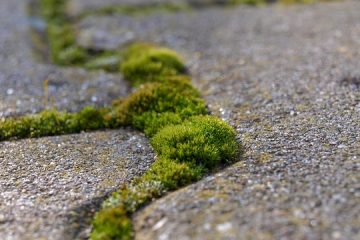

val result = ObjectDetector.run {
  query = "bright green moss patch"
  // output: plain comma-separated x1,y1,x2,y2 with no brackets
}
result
107,77,207,136
39,0,89,65
0,107,110,141
91,206,132,240
151,116,238,169
46,23,89,65
121,43,187,86
91,181,165,240
140,158,204,191
135,112,183,137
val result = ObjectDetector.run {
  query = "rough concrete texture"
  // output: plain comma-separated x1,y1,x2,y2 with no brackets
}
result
0,129,154,240
71,1,360,239
0,0,130,117
1,0,360,239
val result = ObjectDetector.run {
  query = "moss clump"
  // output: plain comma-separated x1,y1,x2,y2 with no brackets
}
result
91,206,132,240
135,112,183,137
39,0,66,23
107,77,207,136
151,116,238,169
140,158,204,190
103,181,165,213
91,116,239,239
91,181,165,240
47,24,88,65
121,44,187,86
0,107,109,141
39,0,89,65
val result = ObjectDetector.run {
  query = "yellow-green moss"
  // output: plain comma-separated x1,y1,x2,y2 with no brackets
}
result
0,107,110,141
120,43,187,86
91,206,132,240
106,77,207,136
91,115,239,239
151,116,238,169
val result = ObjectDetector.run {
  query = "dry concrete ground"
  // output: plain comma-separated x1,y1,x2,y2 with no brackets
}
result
1,0,359,239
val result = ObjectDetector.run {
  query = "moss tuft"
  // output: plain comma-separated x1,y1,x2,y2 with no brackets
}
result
107,77,207,135
135,112,183,137
151,116,238,169
140,158,204,191
39,0,66,23
0,107,109,141
46,23,89,65
121,44,187,86
91,206,132,240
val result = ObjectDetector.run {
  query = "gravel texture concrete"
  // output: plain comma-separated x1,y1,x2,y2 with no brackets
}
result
0,129,154,240
0,0,130,117
1,0,360,239
71,1,359,239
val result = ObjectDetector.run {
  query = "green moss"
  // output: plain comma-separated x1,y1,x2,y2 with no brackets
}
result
120,43,187,86
91,116,238,240
104,181,165,213
151,116,238,169
140,158,204,191
0,107,110,141
39,0,66,23
135,112,183,137
107,77,207,134
46,22,89,65
91,206,132,240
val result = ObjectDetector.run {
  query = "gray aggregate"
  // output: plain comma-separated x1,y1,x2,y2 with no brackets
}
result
0,129,154,240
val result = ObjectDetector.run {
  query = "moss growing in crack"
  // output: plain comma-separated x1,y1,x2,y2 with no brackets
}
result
0,107,110,141
39,0,89,65
121,43,187,86
91,181,165,240
151,115,238,169
91,116,239,239
135,112,183,137
47,23,88,65
39,0,66,23
91,206,132,240
140,158,204,190
107,77,207,136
